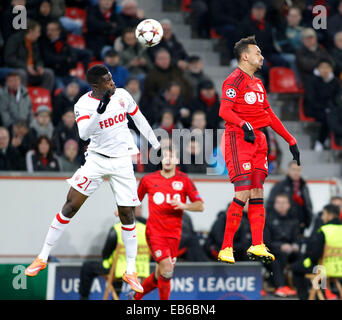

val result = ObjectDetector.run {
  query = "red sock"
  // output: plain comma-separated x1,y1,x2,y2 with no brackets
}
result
134,272,158,300
248,198,265,245
221,198,245,249
158,275,171,300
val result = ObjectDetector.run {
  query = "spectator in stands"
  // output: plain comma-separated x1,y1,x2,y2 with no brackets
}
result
26,135,60,172
31,0,54,34
274,6,304,80
52,109,80,156
204,202,251,261
188,0,211,39
236,1,289,83
328,92,342,146
153,109,182,136
50,0,64,19
184,55,212,98
190,79,220,130
117,28,152,80
52,81,81,126
10,120,37,161
0,72,33,129
142,48,193,103
124,76,141,104
30,105,54,139
0,126,25,171
266,161,313,235
291,204,342,300
86,0,120,59
104,49,130,88
147,81,190,128
304,59,340,151
148,19,189,72
331,31,342,77
4,19,55,92
57,138,80,172
264,193,300,297
79,206,147,300
178,212,209,262
117,0,144,29
327,0,342,45
42,20,90,93
179,136,208,174
295,28,331,86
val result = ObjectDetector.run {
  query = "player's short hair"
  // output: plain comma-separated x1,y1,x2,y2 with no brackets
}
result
86,64,109,86
234,35,258,62
323,204,340,217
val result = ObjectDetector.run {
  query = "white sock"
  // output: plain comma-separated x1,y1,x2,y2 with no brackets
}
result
38,212,71,262
121,223,137,275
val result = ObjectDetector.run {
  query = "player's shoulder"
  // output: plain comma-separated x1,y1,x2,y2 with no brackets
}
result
75,91,97,109
114,88,131,99
175,169,192,181
223,68,247,90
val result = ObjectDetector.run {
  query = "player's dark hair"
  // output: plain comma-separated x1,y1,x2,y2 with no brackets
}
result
323,204,340,217
331,195,342,202
234,35,258,62
86,65,109,86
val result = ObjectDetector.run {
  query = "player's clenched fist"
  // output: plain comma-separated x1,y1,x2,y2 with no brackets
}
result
97,90,111,114
242,122,256,144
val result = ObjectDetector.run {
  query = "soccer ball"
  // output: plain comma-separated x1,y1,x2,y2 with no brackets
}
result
135,19,163,47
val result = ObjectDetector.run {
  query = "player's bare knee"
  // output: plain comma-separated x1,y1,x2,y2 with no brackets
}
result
235,190,251,203
251,188,263,199
159,258,174,278
118,206,135,225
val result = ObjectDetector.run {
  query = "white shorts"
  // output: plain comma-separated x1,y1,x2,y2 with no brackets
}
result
67,151,141,207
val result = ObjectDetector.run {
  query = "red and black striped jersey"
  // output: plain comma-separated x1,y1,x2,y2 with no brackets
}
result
220,68,272,129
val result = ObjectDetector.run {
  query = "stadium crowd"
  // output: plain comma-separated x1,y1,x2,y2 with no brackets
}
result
0,0,342,300
2,0,342,173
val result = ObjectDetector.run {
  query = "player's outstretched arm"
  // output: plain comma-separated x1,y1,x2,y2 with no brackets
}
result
76,90,111,140
130,108,160,150
170,199,204,212
266,107,300,165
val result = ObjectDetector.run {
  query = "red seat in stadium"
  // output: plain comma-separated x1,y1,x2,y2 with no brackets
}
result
69,62,85,80
181,0,192,12
67,34,86,49
27,87,52,113
88,60,104,69
269,67,304,94
299,96,315,122
210,28,223,39
330,132,342,151
65,7,87,33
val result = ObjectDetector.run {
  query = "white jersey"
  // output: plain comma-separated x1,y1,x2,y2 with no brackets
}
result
74,88,158,157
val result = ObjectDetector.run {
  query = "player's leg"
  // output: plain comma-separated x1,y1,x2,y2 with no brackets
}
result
155,257,174,300
110,155,142,292
25,155,104,277
246,131,274,263
218,130,253,263
25,187,88,276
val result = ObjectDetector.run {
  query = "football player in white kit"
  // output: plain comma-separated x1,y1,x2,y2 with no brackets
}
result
25,65,160,294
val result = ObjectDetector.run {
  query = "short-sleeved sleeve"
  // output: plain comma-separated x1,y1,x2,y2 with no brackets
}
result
124,89,139,116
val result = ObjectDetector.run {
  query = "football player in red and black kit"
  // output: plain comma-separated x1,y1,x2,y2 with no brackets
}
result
133,146,204,300
218,36,300,264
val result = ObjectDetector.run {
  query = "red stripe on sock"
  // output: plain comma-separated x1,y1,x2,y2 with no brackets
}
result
56,213,70,224
122,225,136,231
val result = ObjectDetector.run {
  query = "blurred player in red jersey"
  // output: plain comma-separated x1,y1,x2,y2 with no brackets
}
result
218,36,301,264
133,146,204,300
